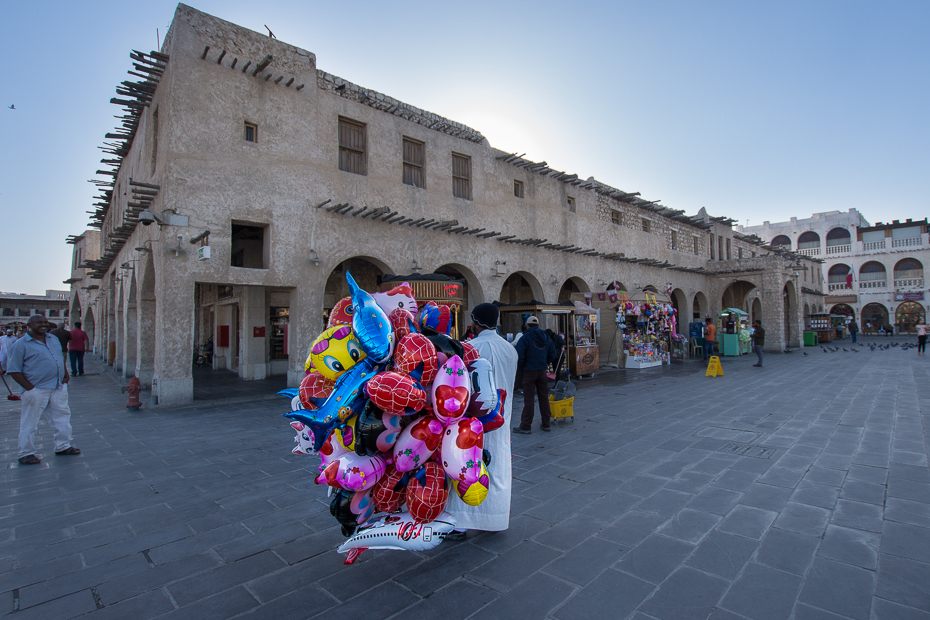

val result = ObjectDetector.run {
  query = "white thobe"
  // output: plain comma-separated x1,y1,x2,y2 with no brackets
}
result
446,329,518,531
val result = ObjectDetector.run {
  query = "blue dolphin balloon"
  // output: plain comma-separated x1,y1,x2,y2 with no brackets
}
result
285,358,378,452
277,388,299,399
346,271,394,363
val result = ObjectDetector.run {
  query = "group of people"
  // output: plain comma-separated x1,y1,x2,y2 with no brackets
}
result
0,317,90,465
701,316,767,367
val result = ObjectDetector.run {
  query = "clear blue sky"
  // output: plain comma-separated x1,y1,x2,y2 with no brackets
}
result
2,1,928,293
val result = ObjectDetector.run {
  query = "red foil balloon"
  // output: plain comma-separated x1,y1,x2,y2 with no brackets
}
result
328,297,355,327
389,308,417,342
393,333,438,386
406,461,448,524
372,464,406,513
298,371,335,410
366,371,427,415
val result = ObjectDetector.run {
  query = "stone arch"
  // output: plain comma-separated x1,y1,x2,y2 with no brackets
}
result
435,263,484,312
558,277,591,303
826,227,851,248
861,303,889,332
893,258,923,287
70,296,82,323
895,301,925,334
831,304,855,319
498,271,544,304
114,279,124,370
670,288,687,336
324,256,395,318
137,252,157,384
692,292,708,320
783,280,800,347
83,307,96,352
751,298,762,325
828,264,851,291
859,261,887,288
771,235,791,248
124,271,139,377
721,280,757,313
804,303,811,318
797,231,821,250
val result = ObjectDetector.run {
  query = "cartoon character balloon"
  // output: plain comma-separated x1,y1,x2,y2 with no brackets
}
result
393,333,438,386
431,355,471,425
298,371,335,410
453,460,490,506
337,511,456,563
461,341,481,365
347,272,395,363
315,451,387,492
406,461,449,524
330,488,375,537
328,297,355,327
290,421,316,455
319,430,353,472
366,371,427,415
392,415,444,472
373,282,418,316
388,308,417,343
309,325,366,381
372,464,406,514
466,358,499,417
354,401,403,456
417,302,452,336
440,417,485,487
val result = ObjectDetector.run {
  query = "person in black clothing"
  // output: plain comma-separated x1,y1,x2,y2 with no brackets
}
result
545,328,565,381
514,316,557,434
752,320,765,367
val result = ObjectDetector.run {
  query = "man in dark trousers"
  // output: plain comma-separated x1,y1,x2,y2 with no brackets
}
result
752,320,765,367
513,316,557,434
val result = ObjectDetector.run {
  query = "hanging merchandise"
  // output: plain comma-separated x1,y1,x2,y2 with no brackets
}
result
618,291,678,369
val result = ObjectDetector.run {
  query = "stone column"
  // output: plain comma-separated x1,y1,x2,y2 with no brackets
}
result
238,286,267,381
154,279,195,407
136,297,156,386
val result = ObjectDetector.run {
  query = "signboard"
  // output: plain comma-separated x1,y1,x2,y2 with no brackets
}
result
894,292,925,301
253,326,266,337
825,295,857,304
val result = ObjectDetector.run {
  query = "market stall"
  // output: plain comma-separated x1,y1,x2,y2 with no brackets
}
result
808,312,835,343
831,314,847,340
377,274,465,338
717,308,750,356
569,301,599,376
617,291,681,368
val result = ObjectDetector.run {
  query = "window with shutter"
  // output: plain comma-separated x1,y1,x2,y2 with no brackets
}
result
452,153,471,200
402,137,425,188
338,117,366,175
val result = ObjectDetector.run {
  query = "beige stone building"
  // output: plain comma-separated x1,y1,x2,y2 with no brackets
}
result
67,5,822,406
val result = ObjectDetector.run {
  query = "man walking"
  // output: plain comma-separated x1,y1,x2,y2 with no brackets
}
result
50,322,72,354
703,317,717,362
0,328,16,371
445,303,518,540
6,315,81,465
848,318,858,343
69,321,90,376
513,316,557,434
752,320,765,367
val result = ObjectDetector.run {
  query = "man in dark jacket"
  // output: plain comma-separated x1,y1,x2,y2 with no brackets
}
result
513,316,557,434
752,320,765,367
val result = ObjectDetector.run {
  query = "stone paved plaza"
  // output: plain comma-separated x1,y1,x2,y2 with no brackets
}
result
1,338,929,619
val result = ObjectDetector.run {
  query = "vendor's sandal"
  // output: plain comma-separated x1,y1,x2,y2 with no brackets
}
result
54,447,81,456
18,455,41,465
446,531,467,542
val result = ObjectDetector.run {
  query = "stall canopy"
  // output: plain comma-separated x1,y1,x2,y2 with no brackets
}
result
718,308,749,317
494,300,574,314
572,300,597,314
628,291,671,304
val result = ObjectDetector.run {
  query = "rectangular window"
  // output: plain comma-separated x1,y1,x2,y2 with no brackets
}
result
513,180,524,198
244,122,257,143
611,210,622,226
567,196,576,213
402,137,425,188
738,247,743,259
338,117,367,175
671,230,678,250
726,238,731,260
642,219,650,233
48,309,60,317
693,237,699,255
452,153,471,200
710,234,715,259
231,222,268,269
718,236,724,261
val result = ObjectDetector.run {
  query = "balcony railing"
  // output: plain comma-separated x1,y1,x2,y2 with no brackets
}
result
826,244,851,255
860,280,887,289
828,283,852,291
894,278,924,288
798,248,821,256
892,237,922,248
863,240,885,251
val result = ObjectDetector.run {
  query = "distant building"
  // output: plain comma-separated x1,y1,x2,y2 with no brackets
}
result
0,290,71,331
67,4,822,405
739,211,929,334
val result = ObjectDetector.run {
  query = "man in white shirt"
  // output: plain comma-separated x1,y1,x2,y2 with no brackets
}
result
445,303,518,539
0,328,17,371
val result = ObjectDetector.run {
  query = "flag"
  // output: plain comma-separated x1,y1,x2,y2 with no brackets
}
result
846,273,853,288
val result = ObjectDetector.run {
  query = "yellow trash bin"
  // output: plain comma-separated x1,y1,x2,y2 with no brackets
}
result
549,395,574,422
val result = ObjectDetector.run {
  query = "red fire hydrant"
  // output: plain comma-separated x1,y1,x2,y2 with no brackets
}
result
125,377,142,410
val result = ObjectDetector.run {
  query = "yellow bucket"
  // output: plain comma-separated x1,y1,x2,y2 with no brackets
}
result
548,395,574,420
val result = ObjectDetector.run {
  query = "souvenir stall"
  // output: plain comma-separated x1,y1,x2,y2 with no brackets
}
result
617,291,680,369
378,274,465,338
831,314,847,340
569,301,599,376
808,312,835,343
717,308,750,356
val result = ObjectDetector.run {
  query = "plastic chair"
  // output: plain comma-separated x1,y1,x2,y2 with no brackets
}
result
690,338,702,358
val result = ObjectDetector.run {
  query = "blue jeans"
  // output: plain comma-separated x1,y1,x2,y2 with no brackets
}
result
68,351,85,375
704,341,716,361
851,332,857,343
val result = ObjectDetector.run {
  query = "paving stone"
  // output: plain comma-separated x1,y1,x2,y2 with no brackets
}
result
166,550,286,607
469,515,550,555
583,490,641,521
598,510,667,547
887,478,930,504
716,505,778,540
719,562,803,620
800,557,876,619
10,588,98,620
686,486,743,516
690,457,738,476
755,527,821,576
664,470,716,493
466,540,560,592
884,497,930,529
234,584,336,620
889,463,930,484
790,481,840,509
158,585,260,619
773,502,831,536
818,525,880,570
757,467,805,489
472,571,575,619
713,470,761,492
400,579,498,620
845,464,888,485
685,530,758,579
830,499,884,533
871,596,930,620
542,535,628,586
634,489,694,519
881,521,930,563
394,541,495,596
552,568,654,620
739,483,793,511
617,534,694,585
656,509,721,544
18,551,151,608
95,552,219,604
639,566,728,620
840,480,887,505
621,474,669,498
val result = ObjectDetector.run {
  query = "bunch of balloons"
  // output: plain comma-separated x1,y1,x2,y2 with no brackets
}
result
279,273,506,564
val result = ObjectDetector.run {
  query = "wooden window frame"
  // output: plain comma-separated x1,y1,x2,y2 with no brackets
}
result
513,180,524,198
610,210,622,226
642,219,650,233
693,237,699,255
567,196,576,213
338,117,367,176
402,137,425,188
244,122,257,143
671,230,678,250
452,153,472,200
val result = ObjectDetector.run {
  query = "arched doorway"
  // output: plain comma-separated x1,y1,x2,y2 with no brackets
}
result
783,281,798,347
124,272,138,377
721,280,757,312
435,263,483,312
751,298,762,325
771,235,791,249
693,292,708,320
324,256,394,323
861,303,889,333
670,288,687,336
893,258,923,288
138,253,156,384
84,307,96,354
830,304,855,319
558,277,590,303
895,302,925,335
498,271,543,305
798,231,821,254
828,264,851,292
859,261,887,289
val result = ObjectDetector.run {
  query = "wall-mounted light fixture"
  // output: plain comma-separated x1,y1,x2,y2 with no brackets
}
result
308,249,321,265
